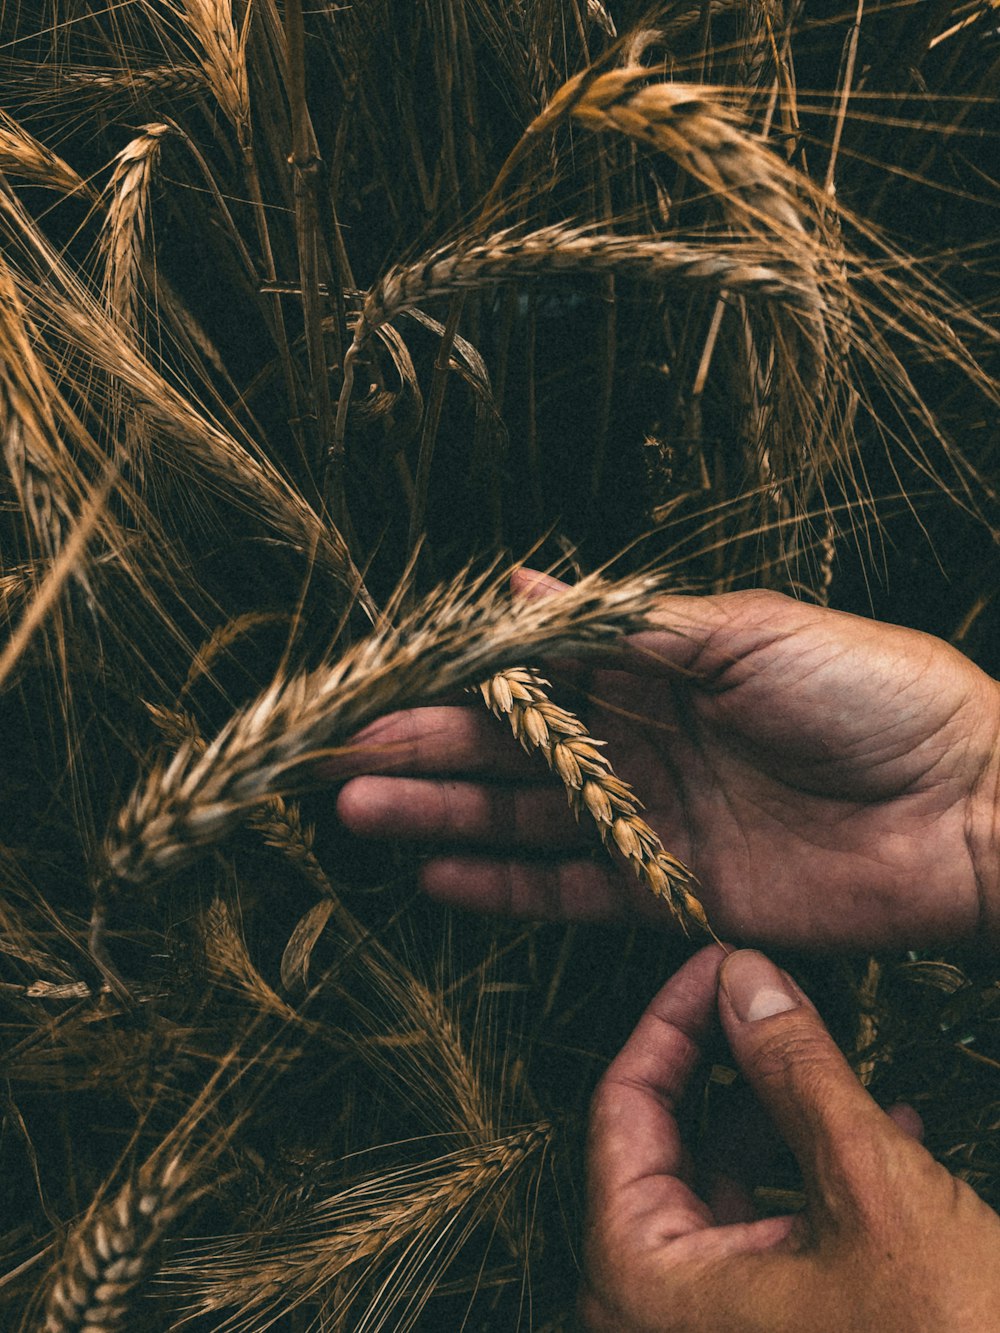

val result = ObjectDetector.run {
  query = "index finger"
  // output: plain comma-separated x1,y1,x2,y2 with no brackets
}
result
588,945,727,1240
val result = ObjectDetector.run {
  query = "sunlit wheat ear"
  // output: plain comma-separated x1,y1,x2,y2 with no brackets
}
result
174,0,250,147
0,264,95,581
0,109,93,199
167,1125,549,1329
103,569,668,891
351,227,819,350
41,1154,192,1333
101,125,172,332
336,226,817,448
481,667,711,937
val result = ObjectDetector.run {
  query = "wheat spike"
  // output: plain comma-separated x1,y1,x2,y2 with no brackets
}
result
336,225,817,447
42,1155,191,1333
0,263,93,573
481,667,710,936
176,0,251,147
145,698,499,1144
29,283,373,615
71,63,206,100
202,896,306,1023
0,110,92,198
101,125,171,331
167,1126,549,1326
358,226,818,339
103,569,670,889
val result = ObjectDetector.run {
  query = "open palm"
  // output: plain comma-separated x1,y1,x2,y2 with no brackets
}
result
335,575,1000,949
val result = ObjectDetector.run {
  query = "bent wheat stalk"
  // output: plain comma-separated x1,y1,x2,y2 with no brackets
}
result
167,1126,549,1327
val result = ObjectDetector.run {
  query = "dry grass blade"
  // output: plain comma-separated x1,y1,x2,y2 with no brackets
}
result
41,1154,192,1333
104,568,669,889
481,667,709,935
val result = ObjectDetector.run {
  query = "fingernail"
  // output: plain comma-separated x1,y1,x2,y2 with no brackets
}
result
721,950,800,1022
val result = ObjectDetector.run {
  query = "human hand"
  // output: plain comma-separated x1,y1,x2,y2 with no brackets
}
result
579,945,1000,1332
334,571,1000,948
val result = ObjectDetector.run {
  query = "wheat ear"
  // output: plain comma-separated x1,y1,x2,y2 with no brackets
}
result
145,699,499,1144
481,668,710,936
168,1126,549,1325
103,569,671,889
361,227,816,337
101,125,172,331
0,110,93,199
42,1155,190,1333
177,0,251,147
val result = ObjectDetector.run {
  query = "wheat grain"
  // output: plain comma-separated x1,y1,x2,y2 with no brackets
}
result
481,667,709,936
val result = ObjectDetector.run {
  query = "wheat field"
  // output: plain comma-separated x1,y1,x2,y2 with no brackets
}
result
0,1,998,1328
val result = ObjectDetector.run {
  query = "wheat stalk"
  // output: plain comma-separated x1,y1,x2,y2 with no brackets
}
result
103,569,676,890
41,1154,191,1333
481,667,708,935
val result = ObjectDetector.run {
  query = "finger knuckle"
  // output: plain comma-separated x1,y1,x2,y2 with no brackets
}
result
750,1024,835,1087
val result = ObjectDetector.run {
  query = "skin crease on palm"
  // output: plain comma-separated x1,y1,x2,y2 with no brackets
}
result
333,569,1000,951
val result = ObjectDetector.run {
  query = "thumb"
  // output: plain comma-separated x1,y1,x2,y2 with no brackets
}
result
717,949,909,1226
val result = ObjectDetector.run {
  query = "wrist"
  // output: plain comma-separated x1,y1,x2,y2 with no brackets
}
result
969,678,1000,945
